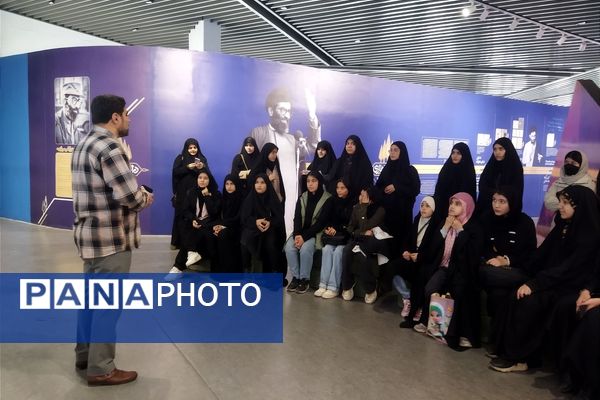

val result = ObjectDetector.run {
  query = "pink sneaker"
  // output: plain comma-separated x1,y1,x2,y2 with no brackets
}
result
413,308,422,322
401,299,411,318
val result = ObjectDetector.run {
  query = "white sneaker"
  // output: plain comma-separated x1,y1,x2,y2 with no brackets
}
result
364,290,378,304
314,288,326,297
413,308,422,322
185,251,202,267
459,337,473,348
322,289,338,299
164,266,183,281
342,288,354,301
401,299,411,317
413,323,427,333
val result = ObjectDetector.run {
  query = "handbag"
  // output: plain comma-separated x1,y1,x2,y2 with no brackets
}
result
321,233,347,247
426,293,454,344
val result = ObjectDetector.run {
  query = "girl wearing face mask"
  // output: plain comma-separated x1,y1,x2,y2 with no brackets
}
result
375,141,421,253
490,186,600,373
544,150,596,212
231,137,261,193
434,142,476,217
412,192,484,350
214,175,244,273
166,169,222,279
475,138,523,216
285,171,333,294
385,196,440,326
479,186,537,345
171,138,209,249
329,135,373,201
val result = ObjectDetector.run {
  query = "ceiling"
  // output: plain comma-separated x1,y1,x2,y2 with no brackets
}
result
2,0,599,105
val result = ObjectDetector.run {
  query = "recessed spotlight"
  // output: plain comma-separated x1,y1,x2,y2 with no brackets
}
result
577,21,587,25
462,3,476,17
354,39,361,44
281,6,288,10
48,0,55,4
131,27,139,32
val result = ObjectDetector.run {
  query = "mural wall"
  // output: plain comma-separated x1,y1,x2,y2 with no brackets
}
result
3,46,575,234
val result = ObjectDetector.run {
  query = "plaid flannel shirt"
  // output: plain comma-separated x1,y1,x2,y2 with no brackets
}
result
72,126,149,259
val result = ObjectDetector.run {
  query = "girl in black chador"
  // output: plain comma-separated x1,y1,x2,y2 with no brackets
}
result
214,174,244,273
490,186,600,373
301,140,337,192
166,169,222,279
249,142,286,206
479,186,537,344
476,137,523,216
329,135,373,201
170,138,209,248
239,173,286,274
230,137,261,194
375,140,421,252
434,142,476,217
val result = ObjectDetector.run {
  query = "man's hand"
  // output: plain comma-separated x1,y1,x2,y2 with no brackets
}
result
487,256,507,267
384,184,395,194
409,253,418,262
294,235,304,249
192,220,201,229
581,298,600,312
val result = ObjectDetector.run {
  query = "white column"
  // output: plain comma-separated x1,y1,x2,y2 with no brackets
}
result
188,20,221,52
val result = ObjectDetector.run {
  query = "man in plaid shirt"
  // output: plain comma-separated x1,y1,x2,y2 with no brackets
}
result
72,94,153,386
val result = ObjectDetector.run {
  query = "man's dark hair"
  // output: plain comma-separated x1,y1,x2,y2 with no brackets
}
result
91,95,126,124
265,88,291,110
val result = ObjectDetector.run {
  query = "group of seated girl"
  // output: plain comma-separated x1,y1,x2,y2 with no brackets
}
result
167,134,599,399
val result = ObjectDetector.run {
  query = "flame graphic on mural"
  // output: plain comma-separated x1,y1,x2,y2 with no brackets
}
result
378,134,392,162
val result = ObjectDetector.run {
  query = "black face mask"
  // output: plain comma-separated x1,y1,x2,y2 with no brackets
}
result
564,164,580,176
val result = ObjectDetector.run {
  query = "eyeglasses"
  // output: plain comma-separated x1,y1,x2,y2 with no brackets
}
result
275,106,291,116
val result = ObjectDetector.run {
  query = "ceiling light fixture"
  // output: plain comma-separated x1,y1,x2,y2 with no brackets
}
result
479,6,490,21
464,1,598,52
536,26,545,39
280,6,288,11
462,1,476,17
145,0,153,3
131,27,139,32
48,0,55,4
354,39,361,44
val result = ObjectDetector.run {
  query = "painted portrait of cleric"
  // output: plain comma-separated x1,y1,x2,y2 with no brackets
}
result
54,77,90,145
250,88,321,236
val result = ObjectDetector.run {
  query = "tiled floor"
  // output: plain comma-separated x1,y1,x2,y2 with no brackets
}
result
0,218,566,399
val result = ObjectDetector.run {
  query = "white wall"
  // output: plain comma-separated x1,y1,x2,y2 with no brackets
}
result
0,10,122,57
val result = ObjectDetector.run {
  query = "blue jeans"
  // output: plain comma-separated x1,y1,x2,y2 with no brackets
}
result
285,237,316,280
320,244,344,291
